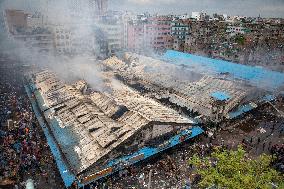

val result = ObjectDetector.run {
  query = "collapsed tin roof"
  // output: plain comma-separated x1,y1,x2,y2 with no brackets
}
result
103,53,259,120
33,70,195,175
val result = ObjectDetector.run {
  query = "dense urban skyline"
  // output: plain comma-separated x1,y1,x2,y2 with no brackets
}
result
0,0,284,188
0,0,283,18
110,0,284,18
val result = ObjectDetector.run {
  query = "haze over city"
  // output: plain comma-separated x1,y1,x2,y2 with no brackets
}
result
0,0,283,189
109,0,284,18
1,0,284,18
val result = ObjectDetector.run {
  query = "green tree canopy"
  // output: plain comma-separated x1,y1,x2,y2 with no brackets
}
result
189,146,284,189
235,35,245,45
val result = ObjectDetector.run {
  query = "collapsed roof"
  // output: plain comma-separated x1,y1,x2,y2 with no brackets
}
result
33,70,195,176
103,52,264,120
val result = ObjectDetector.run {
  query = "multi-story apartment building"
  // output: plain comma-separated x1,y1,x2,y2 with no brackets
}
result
98,15,124,53
144,16,173,51
171,20,190,51
4,9,54,53
27,12,45,29
53,25,73,54
4,9,28,34
122,12,134,49
94,0,108,15
93,27,108,59
127,20,145,51
226,25,249,36
126,16,173,52
191,11,207,21
14,28,54,53
185,20,215,54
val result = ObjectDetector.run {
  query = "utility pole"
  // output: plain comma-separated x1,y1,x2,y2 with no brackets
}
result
148,169,153,189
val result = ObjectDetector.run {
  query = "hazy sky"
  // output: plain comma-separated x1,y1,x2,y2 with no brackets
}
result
0,0,284,18
109,0,284,18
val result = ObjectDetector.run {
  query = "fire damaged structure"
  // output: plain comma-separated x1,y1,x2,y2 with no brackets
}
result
26,70,203,188
103,51,280,122
24,50,284,188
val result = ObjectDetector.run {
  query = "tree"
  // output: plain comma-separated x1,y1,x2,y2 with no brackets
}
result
189,146,284,189
235,35,245,46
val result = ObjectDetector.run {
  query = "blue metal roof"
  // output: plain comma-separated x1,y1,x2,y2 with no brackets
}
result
163,50,284,90
26,82,203,188
211,91,231,101
229,104,254,119
25,84,76,188
262,94,276,102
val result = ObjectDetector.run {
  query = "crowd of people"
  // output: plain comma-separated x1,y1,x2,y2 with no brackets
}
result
0,58,64,189
92,103,284,189
271,144,284,173
89,136,224,189
0,56,283,189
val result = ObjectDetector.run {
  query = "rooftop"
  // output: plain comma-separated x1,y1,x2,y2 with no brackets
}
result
163,50,284,91
33,70,195,177
104,53,253,119
211,91,231,101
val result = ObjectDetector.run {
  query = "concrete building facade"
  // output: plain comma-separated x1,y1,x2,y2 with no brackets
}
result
144,16,173,50
4,9,28,34
53,25,73,54
171,20,190,51
98,16,124,54
226,25,248,36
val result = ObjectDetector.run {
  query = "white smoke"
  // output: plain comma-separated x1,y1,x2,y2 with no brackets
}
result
0,0,108,91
